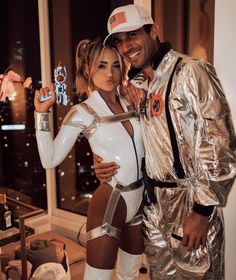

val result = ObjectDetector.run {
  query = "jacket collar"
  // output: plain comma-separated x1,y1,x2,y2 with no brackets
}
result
150,41,171,70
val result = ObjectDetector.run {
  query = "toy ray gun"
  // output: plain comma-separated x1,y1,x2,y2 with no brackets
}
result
39,61,68,106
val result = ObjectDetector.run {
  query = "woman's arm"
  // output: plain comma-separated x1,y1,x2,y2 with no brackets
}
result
34,84,87,169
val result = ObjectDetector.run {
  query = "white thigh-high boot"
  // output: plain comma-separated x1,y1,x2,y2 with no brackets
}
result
83,263,114,280
116,249,142,280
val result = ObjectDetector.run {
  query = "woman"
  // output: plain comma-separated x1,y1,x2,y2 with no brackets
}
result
34,37,144,280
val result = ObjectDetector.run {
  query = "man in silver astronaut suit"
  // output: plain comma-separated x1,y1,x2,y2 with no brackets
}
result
94,4,236,279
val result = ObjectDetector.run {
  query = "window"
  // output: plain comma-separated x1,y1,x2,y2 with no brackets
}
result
0,0,214,220
0,0,47,212
0,0,133,219
48,0,112,216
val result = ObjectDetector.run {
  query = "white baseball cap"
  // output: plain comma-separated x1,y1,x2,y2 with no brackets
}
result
104,4,154,46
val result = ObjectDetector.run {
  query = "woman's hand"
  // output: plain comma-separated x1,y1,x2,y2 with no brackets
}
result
34,83,56,113
120,82,146,109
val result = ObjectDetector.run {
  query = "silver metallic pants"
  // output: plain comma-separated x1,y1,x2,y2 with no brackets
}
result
142,187,225,279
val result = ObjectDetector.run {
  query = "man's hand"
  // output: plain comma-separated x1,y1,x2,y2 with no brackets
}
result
93,154,119,183
182,211,209,251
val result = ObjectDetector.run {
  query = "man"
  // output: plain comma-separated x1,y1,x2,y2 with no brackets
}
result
94,4,236,279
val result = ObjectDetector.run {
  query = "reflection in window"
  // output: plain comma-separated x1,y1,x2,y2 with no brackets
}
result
0,0,47,211
54,94,99,216
48,0,112,216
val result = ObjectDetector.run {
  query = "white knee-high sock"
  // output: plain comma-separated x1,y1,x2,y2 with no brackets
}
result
83,263,114,280
116,248,143,280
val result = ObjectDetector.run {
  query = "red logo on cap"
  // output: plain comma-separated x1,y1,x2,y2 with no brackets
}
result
110,12,127,30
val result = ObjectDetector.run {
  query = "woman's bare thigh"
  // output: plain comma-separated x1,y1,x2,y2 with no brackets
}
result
86,183,127,268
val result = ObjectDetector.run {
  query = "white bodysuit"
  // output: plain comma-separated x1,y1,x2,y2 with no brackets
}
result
36,91,144,223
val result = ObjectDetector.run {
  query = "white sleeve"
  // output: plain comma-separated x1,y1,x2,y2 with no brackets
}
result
35,105,92,169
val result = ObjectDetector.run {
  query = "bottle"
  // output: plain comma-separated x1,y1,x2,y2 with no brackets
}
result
0,193,13,230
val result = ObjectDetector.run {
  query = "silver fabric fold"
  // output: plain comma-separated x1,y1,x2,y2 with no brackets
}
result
87,179,143,241
87,222,121,241
79,102,138,139
116,179,143,191
34,111,51,131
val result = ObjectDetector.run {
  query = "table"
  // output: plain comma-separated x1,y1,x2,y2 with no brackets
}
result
0,221,34,247
0,197,44,280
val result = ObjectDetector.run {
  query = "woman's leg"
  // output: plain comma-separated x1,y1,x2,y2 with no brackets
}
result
116,217,144,280
83,263,114,280
120,222,144,254
85,183,127,268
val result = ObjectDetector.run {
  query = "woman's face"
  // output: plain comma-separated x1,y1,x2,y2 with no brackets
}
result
92,48,122,93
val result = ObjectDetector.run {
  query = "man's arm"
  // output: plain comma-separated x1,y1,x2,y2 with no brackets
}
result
180,61,236,251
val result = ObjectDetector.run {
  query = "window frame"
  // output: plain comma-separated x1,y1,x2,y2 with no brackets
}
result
37,0,86,237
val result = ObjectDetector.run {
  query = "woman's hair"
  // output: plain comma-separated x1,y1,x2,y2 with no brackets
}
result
75,37,125,96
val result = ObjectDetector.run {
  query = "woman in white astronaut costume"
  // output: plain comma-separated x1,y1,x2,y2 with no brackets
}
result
34,38,144,280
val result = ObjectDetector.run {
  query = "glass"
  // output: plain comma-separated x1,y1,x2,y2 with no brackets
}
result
1,0,215,219
0,1,47,210
48,0,113,216
51,0,215,216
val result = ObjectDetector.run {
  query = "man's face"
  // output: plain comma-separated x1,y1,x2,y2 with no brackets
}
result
112,27,157,69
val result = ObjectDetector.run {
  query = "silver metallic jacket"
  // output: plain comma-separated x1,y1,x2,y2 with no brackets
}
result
133,49,236,207
131,47,236,279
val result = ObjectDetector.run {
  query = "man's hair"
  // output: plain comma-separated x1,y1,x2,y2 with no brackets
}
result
143,24,153,34
144,24,160,44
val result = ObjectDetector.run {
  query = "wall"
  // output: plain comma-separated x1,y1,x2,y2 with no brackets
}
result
214,0,236,278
